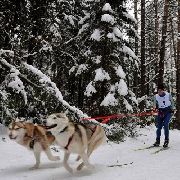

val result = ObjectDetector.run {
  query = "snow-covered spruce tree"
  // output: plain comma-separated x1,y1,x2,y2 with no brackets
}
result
68,0,139,141
71,0,138,116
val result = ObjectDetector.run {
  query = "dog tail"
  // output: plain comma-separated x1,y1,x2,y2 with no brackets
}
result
77,125,88,151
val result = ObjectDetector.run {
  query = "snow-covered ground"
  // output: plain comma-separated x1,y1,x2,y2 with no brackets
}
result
0,125,180,180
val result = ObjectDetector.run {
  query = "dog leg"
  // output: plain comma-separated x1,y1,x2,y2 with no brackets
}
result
87,137,104,157
76,155,81,161
45,147,60,161
77,138,103,171
30,150,41,170
63,151,73,174
78,152,94,170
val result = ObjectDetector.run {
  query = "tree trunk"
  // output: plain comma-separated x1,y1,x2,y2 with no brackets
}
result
140,0,146,110
133,0,139,96
158,0,169,85
154,0,159,85
174,0,180,129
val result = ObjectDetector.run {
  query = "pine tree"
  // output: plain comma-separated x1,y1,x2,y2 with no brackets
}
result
71,0,138,116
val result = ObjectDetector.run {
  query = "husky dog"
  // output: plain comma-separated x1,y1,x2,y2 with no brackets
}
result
8,120,60,169
46,113,106,173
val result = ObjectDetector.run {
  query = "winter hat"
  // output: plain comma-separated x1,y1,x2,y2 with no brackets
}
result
157,84,165,90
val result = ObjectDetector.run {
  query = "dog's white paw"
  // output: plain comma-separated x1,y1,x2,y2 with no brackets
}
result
29,164,39,170
77,163,84,171
87,164,94,170
52,156,60,161
64,165,74,174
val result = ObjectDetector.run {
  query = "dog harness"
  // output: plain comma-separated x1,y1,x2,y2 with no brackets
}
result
64,135,73,150
59,126,68,134
58,126,74,150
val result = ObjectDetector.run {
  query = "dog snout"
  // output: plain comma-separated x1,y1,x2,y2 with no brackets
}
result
9,133,13,139
42,120,47,125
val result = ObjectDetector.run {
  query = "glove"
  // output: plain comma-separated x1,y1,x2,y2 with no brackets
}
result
152,108,158,112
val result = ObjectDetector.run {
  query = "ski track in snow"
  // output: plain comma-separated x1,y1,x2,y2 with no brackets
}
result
0,126,180,180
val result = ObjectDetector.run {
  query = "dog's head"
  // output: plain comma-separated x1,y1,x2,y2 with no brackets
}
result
46,113,69,134
8,119,26,142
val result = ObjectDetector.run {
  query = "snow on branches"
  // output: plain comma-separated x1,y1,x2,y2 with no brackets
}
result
0,58,27,105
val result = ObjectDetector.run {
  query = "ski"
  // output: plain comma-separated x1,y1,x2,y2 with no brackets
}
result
151,147,170,154
134,145,160,151
107,162,133,168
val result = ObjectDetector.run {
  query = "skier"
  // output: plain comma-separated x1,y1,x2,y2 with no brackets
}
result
153,84,175,148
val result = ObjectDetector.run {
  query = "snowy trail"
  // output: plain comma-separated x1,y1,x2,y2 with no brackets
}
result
0,126,180,180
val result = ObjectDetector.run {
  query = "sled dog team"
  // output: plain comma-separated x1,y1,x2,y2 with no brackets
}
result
8,113,106,173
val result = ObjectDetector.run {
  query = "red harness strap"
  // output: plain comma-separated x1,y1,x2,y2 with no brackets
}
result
64,135,73,150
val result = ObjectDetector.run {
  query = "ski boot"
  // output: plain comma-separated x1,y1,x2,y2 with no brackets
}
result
153,138,160,147
163,139,169,148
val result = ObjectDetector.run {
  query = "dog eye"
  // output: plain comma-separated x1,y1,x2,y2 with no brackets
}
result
53,117,57,119
15,128,20,130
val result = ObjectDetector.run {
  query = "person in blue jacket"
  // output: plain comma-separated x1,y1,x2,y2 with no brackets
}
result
153,84,175,148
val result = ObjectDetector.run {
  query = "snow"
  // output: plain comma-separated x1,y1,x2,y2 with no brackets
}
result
1,126,180,180
100,93,118,106
113,27,123,39
75,64,88,76
50,24,61,38
101,14,115,25
24,63,88,120
24,63,63,101
0,90,8,100
0,59,27,105
94,68,111,82
63,13,76,26
107,32,119,42
84,81,97,97
69,64,88,76
114,65,126,79
123,98,133,112
116,79,128,96
84,0,100,2
129,90,138,105
123,12,137,24
8,68,27,105
122,45,138,60
0,49,14,57
78,23,90,35
69,66,76,75
92,55,102,64
79,12,90,25
102,3,113,13
90,29,101,41
39,43,52,52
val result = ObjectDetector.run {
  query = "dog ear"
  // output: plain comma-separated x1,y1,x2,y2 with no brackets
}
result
56,114,61,118
11,119,15,123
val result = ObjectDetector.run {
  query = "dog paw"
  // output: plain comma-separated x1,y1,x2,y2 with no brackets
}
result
87,164,94,170
29,164,39,170
54,156,60,161
64,165,74,174
77,163,84,171
50,156,60,161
